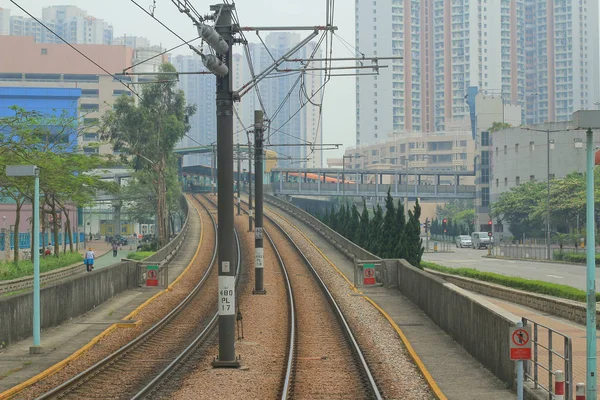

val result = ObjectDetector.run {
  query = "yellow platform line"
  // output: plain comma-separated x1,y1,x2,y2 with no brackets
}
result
265,204,446,400
0,195,204,400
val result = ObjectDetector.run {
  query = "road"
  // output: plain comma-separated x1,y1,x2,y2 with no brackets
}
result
423,246,593,291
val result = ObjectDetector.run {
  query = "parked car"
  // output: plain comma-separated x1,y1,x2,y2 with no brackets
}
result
471,232,492,249
455,235,472,248
114,235,128,246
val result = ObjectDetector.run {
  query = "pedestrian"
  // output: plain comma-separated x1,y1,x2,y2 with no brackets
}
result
112,241,118,257
89,232,93,242
85,247,95,272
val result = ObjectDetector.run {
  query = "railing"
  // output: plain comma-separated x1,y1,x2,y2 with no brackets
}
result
522,317,573,399
492,244,553,260
0,232,85,251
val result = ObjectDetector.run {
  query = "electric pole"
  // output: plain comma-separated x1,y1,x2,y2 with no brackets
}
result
248,142,253,232
253,110,266,294
211,3,239,368
237,143,241,216
211,146,216,196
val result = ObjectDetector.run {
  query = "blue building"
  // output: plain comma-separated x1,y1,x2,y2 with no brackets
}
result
0,87,82,148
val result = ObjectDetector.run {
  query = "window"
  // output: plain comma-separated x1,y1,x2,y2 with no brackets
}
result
481,131,490,146
515,143,519,153
81,103,99,111
83,146,99,154
482,187,490,207
495,147,498,156
41,48,48,55
83,133,98,141
496,178,499,187
529,141,535,152
81,89,99,98
83,118,99,126
530,175,535,182
113,89,131,96
481,168,489,184
504,145,507,155
516,176,520,186
460,140,467,147
389,146,396,153
481,151,489,166
504,177,508,187
372,150,378,156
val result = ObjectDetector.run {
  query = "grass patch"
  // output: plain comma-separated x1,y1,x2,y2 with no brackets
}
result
126,251,155,261
0,253,83,281
421,261,600,303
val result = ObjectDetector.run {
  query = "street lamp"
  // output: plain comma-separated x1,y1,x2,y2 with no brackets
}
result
523,126,564,260
571,110,600,398
342,154,361,205
6,165,41,354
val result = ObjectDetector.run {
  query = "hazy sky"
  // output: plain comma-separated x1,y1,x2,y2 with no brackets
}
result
9,0,356,159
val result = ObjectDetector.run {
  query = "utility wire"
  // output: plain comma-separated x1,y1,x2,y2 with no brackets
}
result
124,36,201,72
10,0,142,100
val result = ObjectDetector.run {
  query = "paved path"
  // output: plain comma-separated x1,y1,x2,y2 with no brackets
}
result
481,295,599,399
0,204,201,394
424,246,592,290
267,204,515,400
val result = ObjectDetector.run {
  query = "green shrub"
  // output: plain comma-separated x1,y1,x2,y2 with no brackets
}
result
126,251,155,261
553,251,600,265
0,252,84,281
421,261,600,303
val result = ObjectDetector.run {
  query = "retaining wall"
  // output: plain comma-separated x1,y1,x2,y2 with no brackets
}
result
427,269,600,328
0,195,191,347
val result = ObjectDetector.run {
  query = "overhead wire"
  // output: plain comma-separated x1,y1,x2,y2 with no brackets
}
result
9,0,142,100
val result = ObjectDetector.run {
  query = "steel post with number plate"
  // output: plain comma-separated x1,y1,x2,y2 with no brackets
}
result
212,3,239,368
253,110,266,294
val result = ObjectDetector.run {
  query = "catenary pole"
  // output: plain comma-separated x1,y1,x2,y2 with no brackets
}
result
585,127,596,396
254,110,266,294
237,143,241,216
248,142,253,232
212,3,239,368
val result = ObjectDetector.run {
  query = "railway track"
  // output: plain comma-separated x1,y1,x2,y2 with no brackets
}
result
37,195,241,400
239,199,382,399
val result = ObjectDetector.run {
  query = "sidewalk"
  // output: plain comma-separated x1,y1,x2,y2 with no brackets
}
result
270,206,515,399
0,208,201,395
482,296,599,399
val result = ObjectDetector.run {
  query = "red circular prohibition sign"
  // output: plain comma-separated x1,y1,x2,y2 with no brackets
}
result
364,268,374,278
512,329,529,347
147,270,158,279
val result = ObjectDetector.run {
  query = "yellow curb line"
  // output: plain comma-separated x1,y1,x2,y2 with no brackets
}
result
0,195,204,400
362,296,447,400
265,204,446,400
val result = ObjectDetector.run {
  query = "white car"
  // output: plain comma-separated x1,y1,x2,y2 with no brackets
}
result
455,235,472,248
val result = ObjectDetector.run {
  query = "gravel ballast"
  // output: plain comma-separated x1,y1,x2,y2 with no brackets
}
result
267,208,434,400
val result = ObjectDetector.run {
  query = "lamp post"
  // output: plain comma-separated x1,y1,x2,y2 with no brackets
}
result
6,165,41,353
572,110,600,398
523,126,564,260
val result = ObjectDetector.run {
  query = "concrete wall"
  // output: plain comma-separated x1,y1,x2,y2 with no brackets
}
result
394,259,520,389
0,260,139,346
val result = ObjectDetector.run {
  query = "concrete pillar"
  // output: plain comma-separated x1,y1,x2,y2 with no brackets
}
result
395,174,399,194
454,174,458,195
379,173,383,184
2,228,11,262
376,174,379,198
317,171,321,193
336,173,340,193
360,174,364,184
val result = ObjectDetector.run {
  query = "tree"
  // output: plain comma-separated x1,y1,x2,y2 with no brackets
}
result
381,188,397,258
489,122,512,132
101,63,196,246
404,199,424,267
394,199,406,258
348,203,360,243
356,200,370,249
491,180,546,239
368,204,384,254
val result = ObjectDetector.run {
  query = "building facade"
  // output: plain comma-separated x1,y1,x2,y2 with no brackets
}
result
1,5,113,45
355,0,599,145
0,36,138,155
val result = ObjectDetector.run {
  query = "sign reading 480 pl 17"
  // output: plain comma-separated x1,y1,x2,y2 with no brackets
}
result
218,275,235,316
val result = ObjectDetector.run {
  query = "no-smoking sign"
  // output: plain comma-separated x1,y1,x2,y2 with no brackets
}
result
509,326,532,360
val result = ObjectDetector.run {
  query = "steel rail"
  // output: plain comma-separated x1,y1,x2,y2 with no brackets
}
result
131,194,242,399
239,198,381,399
37,195,220,399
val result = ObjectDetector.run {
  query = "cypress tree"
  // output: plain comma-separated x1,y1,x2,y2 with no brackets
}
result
357,200,370,248
405,199,425,267
381,188,397,258
369,203,384,255
348,203,360,243
394,199,406,258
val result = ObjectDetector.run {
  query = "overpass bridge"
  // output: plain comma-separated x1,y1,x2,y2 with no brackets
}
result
270,167,477,200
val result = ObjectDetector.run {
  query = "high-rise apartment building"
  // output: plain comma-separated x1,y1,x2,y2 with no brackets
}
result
2,6,113,45
524,1,599,124
356,0,598,145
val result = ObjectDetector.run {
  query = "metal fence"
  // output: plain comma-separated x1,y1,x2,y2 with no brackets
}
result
0,232,85,251
522,317,573,399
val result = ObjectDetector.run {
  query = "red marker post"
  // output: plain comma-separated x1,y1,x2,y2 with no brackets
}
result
554,370,565,400
576,382,586,400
